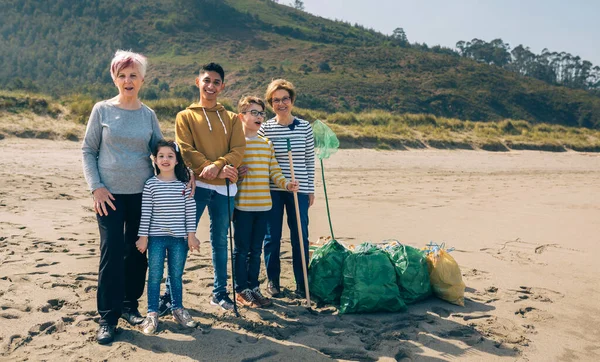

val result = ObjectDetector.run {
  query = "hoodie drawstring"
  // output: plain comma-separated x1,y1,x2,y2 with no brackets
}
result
202,108,227,135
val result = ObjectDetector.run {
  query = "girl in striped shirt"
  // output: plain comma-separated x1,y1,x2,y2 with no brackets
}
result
234,96,298,308
136,140,200,334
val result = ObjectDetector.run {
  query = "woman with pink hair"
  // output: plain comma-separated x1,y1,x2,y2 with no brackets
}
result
82,50,163,345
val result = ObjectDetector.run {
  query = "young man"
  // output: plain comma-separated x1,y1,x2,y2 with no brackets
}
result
233,96,298,308
161,63,245,311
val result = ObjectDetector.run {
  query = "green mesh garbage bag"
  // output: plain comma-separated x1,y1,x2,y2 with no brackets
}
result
311,120,339,241
308,239,350,305
386,243,432,304
339,243,407,314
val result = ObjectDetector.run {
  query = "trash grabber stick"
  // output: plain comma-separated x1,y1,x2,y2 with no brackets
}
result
320,158,335,241
286,139,311,307
225,177,240,317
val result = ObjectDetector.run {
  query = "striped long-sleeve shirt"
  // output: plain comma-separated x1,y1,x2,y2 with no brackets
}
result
258,117,315,194
235,136,288,212
138,177,196,238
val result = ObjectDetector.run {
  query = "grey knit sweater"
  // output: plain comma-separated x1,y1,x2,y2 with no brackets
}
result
82,101,163,194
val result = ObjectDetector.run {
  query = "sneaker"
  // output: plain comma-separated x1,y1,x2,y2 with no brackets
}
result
172,308,197,328
236,289,261,308
210,293,235,311
266,280,280,298
158,293,172,317
252,287,273,307
141,313,158,335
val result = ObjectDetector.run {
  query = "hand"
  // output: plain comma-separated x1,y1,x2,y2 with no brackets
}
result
186,170,196,198
308,193,315,207
92,187,116,216
237,165,248,181
136,237,148,253
200,163,219,180
218,165,238,183
188,235,200,252
286,180,299,192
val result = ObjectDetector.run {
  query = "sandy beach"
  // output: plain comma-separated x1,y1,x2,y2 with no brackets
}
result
1,138,600,361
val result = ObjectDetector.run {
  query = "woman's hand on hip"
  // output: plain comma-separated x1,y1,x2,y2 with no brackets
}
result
92,187,116,216
308,193,315,207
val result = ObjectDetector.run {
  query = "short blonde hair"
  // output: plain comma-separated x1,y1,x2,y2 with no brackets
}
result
237,96,266,113
110,50,147,80
265,79,296,106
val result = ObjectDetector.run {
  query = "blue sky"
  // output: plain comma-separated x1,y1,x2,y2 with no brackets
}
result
300,0,600,66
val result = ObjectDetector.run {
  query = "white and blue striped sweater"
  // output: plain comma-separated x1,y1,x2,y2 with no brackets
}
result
258,117,315,194
138,177,196,238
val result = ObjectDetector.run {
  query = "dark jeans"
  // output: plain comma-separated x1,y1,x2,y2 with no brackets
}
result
263,191,309,289
233,209,269,292
96,193,147,326
147,236,188,313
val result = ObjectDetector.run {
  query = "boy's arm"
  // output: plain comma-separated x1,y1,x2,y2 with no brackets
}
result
214,111,246,169
175,112,212,175
268,141,288,190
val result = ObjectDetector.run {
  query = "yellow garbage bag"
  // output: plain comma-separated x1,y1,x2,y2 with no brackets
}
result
426,246,465,306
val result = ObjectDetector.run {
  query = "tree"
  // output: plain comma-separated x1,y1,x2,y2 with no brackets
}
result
391,27,408,45
293,0,304,10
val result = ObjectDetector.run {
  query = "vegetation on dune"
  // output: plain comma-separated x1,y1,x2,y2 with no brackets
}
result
1,91,599,152
1,0,600,128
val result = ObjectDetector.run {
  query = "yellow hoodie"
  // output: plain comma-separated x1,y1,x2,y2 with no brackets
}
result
175,102,246,186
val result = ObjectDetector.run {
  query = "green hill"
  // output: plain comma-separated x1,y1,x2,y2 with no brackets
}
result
1,0,599,128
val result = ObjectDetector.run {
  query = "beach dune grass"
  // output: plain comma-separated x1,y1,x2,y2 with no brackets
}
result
1,91,600,152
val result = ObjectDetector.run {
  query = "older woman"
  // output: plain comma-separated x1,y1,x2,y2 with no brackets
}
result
82,50,163,344
258,79,315,298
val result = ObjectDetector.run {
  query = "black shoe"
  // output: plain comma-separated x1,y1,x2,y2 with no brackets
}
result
96,325,116,345
158,293,173,317
294,288,307,299
266,281,280,298
121,309,145,326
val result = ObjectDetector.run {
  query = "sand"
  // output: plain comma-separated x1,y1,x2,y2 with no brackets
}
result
1,138,599,361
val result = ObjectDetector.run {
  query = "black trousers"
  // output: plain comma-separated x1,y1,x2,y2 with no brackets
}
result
96,193,147,326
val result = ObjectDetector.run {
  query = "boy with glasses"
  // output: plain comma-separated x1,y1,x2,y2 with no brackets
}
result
232,96,298,308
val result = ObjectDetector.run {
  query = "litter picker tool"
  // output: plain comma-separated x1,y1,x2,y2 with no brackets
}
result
225,177,240,317
287,138,311,307
311,120,339,241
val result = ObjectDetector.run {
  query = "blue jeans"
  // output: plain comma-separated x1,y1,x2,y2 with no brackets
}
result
147,236,188,313
264,191,309,289
195,187,234,296
233,210,269,292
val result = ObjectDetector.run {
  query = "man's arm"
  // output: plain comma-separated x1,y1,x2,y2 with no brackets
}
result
214,111,246,169
175,111,211,175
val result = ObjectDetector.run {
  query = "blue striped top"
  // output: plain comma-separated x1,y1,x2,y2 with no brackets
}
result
258,117,315,194
138,177,196,238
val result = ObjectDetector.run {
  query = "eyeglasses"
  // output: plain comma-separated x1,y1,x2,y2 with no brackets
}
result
242,110,267,118
272,96,291,104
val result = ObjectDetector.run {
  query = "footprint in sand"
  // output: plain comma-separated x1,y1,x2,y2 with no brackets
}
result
515,306,553,322
318,347,376,362
509,286,564,303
